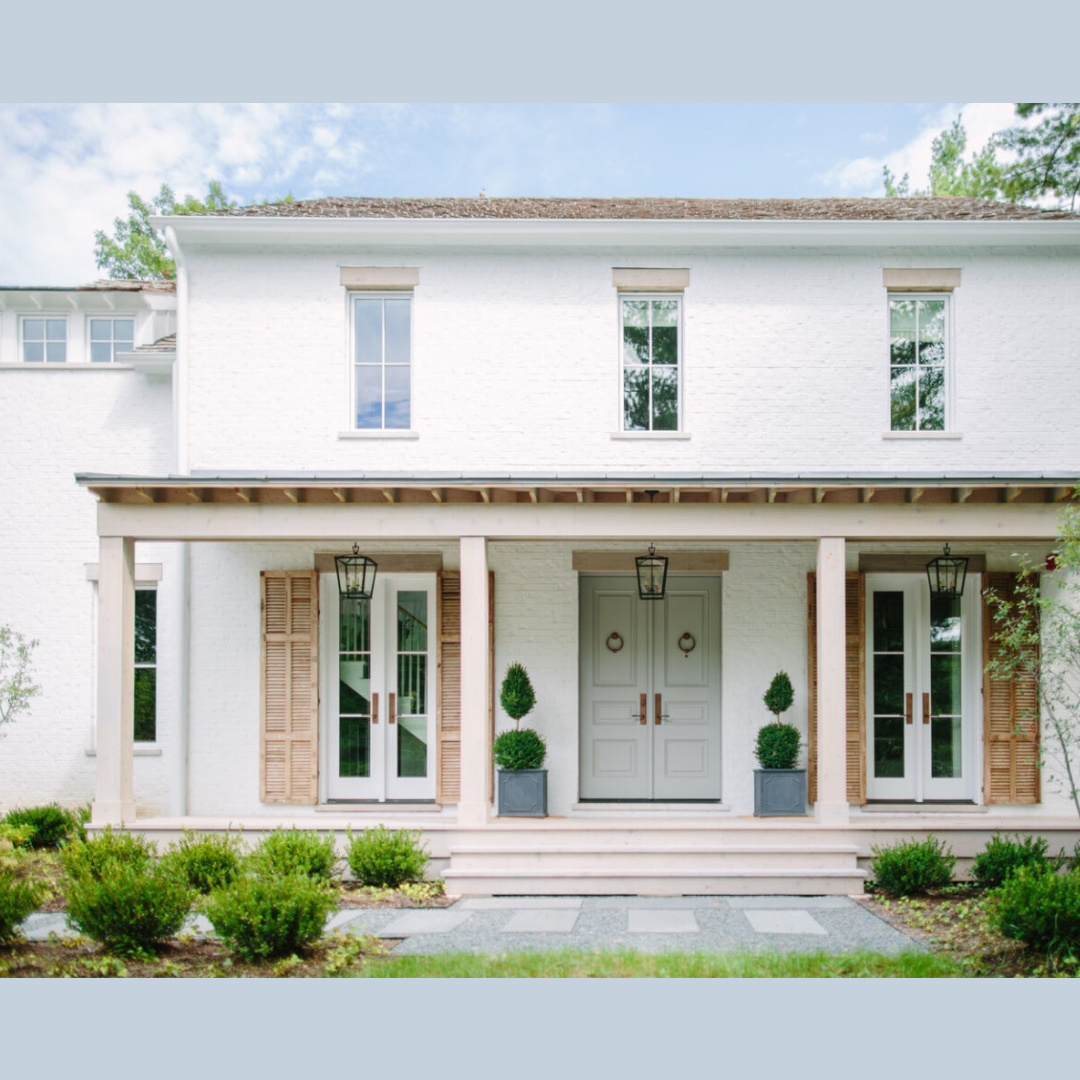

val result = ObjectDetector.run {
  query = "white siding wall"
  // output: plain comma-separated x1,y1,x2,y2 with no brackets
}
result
183,247,1080,474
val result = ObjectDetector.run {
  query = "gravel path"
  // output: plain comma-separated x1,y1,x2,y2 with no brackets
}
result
19,895,920,956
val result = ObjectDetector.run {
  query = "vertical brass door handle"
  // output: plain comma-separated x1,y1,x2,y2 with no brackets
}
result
905,692,913,725
372,692,379,725
389,692,396,725
655,693,662,725
639,693,647,725
922,692,930,725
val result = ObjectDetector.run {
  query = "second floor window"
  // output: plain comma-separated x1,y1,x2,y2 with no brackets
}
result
89,318,135,363
622,296,681,431
22,318,67,363
353,295,411,429
889,296,947,431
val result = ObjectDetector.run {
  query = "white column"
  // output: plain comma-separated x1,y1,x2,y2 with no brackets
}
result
815,537,849,826
92,536,137,825
458,536,490,827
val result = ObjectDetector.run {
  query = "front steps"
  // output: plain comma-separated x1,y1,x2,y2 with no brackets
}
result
442,824,866,896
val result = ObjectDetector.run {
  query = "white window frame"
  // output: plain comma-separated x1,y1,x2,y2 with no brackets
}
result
886,292,953,433
349,291,414,432
19,314,68,363
86,315,136,364
618,292,684,433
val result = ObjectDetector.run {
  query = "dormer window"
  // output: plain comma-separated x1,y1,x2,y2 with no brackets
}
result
21,317,67,363
89,317,135,363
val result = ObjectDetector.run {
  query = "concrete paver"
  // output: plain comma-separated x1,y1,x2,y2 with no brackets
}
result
500,909,580,933
743,910,827,936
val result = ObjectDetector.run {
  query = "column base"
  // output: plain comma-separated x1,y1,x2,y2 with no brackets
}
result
91,800,138,827
814,801,850,827
456,800,491,828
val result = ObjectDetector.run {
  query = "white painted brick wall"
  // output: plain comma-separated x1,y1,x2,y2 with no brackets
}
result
0,368,175,814
183,247,1080,475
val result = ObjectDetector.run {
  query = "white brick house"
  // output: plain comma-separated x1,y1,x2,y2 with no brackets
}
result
2,196,1079,893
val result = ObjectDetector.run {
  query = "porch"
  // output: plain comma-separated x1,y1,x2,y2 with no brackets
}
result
79,471,1071,893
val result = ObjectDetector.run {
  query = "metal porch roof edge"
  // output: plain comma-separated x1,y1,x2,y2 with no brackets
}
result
75,471,1080,487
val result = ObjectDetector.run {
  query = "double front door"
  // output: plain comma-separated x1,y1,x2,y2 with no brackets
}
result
866,574,980,802
321,573,435,801
579,575,722,800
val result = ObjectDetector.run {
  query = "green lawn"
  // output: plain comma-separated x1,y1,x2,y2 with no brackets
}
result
358,949,961,978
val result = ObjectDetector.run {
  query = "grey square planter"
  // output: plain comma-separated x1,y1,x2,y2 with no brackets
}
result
753,769,808,817
497,768,548,817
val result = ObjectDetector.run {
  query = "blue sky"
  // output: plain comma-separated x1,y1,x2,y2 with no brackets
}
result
0,103,1020,284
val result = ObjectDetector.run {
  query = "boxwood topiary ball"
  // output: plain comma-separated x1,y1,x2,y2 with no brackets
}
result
755,723,801,770
493,728,546,771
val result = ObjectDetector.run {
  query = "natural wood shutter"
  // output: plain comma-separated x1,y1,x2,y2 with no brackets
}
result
435,570,495,804
807,572,866,804
983,573,1041,804
260,571,319,804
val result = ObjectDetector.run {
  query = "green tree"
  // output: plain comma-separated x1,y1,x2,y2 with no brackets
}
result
984,491,1080,822
499,663,537,729
997,103,1080,210
0,625,40,736
883,116,1002,199
93,181,237,281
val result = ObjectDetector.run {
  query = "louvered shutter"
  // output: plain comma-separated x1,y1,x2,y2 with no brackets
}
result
436,570,495,804
807,571,866,804
983,573,1041,804
260,571,319,804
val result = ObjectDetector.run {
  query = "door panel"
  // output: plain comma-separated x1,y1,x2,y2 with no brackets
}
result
323,573,435,801
580,575,722,801
866,574,979,802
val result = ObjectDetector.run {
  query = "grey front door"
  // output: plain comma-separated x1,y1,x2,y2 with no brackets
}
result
579,575,722,800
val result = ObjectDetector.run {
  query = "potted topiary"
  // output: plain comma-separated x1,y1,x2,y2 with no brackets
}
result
493,663,547,817
753,671,807,817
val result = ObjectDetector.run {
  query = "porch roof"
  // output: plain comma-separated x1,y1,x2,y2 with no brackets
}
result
77,470,1077,508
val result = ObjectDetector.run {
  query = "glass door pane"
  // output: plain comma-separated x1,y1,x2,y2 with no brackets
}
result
872,591,906,779
339,598,372,778
929,595,963,779
395,590,429,779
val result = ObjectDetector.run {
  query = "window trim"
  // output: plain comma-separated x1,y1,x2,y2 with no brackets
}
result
618,291,684,434
19,314,68,364
86,315,136,364
886,291,955,435
348,290,414,432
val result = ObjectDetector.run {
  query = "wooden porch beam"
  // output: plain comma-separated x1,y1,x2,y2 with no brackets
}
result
134,487,155,505
954,486,973,504
382,488,396,504
1003,486,1021,503
860,487,875,504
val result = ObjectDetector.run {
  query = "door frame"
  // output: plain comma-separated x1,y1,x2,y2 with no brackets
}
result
577,573,723,801
864,572,983,803
319,571,437,802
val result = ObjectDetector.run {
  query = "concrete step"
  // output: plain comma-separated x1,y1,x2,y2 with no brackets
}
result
448,844,859,872
441,867,867,897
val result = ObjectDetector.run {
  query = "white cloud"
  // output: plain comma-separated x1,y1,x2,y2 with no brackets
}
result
0,103,367,284
818,103,1019,196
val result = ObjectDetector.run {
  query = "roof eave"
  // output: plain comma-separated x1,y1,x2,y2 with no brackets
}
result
148,216,1080,250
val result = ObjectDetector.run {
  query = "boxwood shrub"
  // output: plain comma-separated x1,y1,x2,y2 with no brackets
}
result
869,835,956,896
2,804,84,850
202,873,337,961
246,829,337,882
972,833,1049,890
994,865,1080,956
347,826,429,888
0,867,45,942
492,728,546,771
162,829,244,894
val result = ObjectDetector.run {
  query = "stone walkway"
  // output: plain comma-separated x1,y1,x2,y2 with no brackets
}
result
19,896,918,955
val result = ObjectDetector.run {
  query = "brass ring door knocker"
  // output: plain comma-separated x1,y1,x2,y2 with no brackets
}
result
678,632,696,655
606,632,624,653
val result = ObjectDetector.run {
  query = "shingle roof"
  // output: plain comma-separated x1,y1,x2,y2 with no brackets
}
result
212,196,1077,222
0,280,175,293
135,333,176,353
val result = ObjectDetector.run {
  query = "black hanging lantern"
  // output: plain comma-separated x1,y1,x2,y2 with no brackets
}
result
636,544,668,601
926,543,968,599
335,544,377,600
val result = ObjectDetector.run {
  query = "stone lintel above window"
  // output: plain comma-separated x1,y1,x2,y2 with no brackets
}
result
882,268,961,292
340,266,420,290
612,267,690,292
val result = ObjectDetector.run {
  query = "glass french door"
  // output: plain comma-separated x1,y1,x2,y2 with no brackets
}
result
866,574,979,802
322,573,435,801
